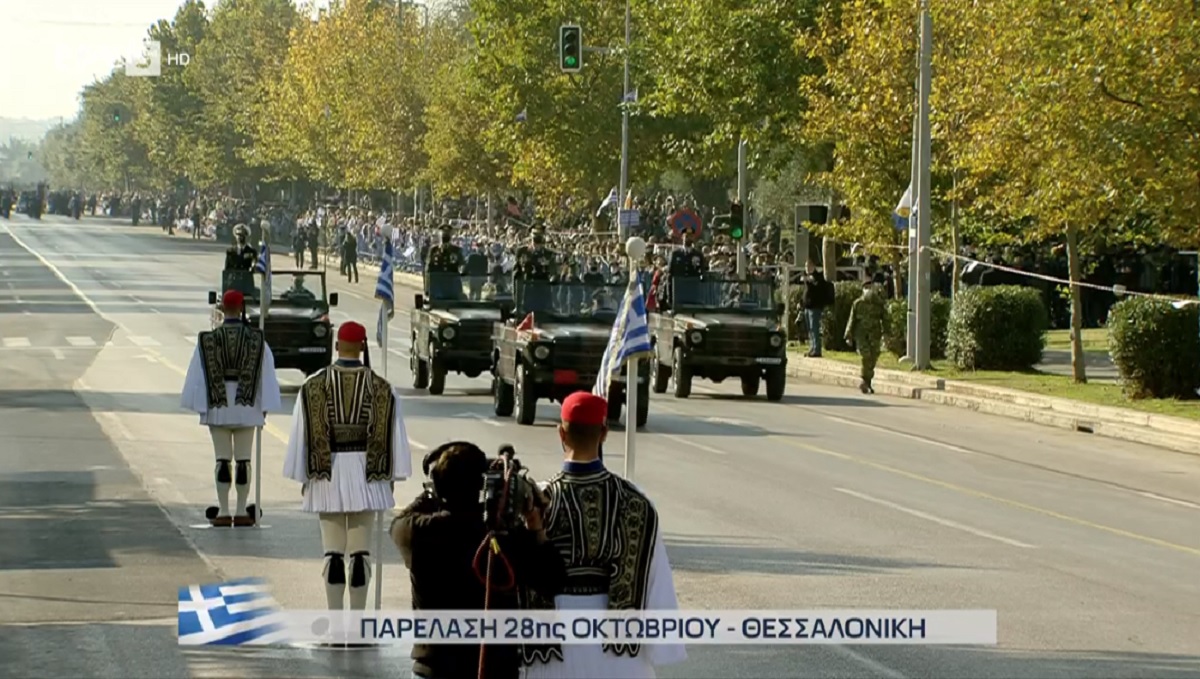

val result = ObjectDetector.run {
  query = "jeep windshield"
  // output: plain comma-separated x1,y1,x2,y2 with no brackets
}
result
672,278,777,314
272,272,327,306
514,280,626,322
424,272,505,308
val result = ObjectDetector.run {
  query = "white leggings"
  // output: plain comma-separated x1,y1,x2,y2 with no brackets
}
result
209,427,254,516
319,512,374,609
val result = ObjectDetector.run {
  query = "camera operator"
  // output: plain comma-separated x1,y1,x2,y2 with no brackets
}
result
391,441,566,679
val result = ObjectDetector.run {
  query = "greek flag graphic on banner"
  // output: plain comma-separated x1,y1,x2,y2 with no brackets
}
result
593,278,653,401
177,578,287,646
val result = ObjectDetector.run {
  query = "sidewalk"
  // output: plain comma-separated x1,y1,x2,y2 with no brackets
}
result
786,355,1200,456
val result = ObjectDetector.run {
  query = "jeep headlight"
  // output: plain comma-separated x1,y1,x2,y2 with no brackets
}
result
440,325,456,340
533,344,550,360
688,330,704,345
314,325,328,338
769,333,783,348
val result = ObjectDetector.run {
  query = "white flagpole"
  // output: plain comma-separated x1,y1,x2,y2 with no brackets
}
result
624,237,646,481
374,300,388,610
255,261,266,526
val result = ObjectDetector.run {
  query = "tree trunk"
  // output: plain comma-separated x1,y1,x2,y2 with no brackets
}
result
1065,224,1087,384
821,237,837,282
950,173,961,297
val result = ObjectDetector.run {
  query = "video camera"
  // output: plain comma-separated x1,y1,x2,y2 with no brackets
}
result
483,444,541,533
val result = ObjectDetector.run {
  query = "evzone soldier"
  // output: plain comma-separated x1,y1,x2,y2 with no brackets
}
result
225,224,257,271
283,321,413,610
522,392,685,678
180,289,284,527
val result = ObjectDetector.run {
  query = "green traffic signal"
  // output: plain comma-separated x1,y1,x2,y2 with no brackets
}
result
729,201,744,240
560,25,582,72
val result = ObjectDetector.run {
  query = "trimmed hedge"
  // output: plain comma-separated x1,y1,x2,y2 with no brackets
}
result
1107,297,1200,400
822,281,864,352
946,285,1048,371
883,294,952,359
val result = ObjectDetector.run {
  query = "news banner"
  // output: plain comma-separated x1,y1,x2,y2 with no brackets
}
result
177,580,997,647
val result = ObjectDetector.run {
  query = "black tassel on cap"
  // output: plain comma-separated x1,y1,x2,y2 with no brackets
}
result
362,342,370,368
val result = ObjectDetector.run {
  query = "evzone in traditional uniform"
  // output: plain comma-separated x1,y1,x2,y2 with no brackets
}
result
283,321,413,609
181,289,283,527
522,392,686,679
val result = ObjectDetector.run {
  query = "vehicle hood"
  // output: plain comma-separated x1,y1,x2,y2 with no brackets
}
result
531,323,613,341
673,313,776,330
251,306,326,321
431,308,501,323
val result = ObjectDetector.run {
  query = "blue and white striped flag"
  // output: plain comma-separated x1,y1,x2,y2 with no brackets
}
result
254,241,271,310
177,578,286,646
893,183,912,231
375,240,395,348
596,187,618,216
593,278,653,401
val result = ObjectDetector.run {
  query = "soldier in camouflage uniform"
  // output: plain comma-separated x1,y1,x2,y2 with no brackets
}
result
844,274,887,394
424,227,464,300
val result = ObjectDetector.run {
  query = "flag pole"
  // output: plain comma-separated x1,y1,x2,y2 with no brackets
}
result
254,245,268,527
374,305,387,610
624,236,646,482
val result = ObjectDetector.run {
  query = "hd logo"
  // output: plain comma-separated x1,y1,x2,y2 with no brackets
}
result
126,40,190,77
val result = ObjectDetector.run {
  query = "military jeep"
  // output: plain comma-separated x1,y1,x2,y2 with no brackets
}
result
649,277,787,401
492,280,649,427
410,272,503,395
208,269,339,376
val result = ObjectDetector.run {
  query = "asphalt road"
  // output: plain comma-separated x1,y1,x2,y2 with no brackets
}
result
1,214,1198,679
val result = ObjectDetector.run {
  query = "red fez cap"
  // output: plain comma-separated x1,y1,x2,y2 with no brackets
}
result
222,289,244,308
561,392,608,426
337,321,368,343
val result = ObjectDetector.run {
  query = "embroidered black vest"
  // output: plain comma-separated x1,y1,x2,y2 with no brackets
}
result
300,365,395,482
520,468,659,663
197,324,265,409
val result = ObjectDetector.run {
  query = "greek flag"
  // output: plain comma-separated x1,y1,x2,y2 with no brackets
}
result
375,240,395,348
894,183,912,231
597,187,618,216
255,241,271,310
593,278,653,401
177,578,286,646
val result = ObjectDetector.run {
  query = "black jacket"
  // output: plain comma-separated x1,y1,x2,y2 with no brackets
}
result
802,273,834,309
392,495,567,679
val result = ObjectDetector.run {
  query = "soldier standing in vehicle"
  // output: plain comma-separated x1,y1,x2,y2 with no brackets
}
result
662,232,706,309
224,224,257,271
844,273,887,394
463,242,489,301
514,231,555,313
424,227,464,300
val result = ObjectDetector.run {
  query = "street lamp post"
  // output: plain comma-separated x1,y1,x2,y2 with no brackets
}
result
617,0,631,239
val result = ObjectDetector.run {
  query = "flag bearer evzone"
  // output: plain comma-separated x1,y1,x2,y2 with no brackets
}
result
181,289,283,527
283,321,413,610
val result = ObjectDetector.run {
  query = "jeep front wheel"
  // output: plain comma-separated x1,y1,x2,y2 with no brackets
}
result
765,366,786,402
671,347,692,399
652,359,670,393
411,339,429,389
427,341,446,395
514,365,537,425
493,375,514,417
741,373,761,397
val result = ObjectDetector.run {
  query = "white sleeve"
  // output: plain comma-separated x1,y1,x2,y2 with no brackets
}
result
258,344,284,413
391,387,413,480
645,522,687,667
180,345,207,414
282,393,309,484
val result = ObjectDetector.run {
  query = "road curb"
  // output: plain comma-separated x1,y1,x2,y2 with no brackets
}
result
787,355,1200,457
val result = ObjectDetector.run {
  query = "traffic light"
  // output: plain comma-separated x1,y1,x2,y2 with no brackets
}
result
560,25,582,72
729,202,744,239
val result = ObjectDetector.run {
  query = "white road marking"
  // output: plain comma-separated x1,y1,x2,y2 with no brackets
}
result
705,416,749,426
128,336,161,347
388,347,410,360
1136,491,1200,510
834,487,1036,549
66,336,97,346
2,337,31,347
828,646,909,679
460,412,501,427
658,433,727,455
51,348,65,360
